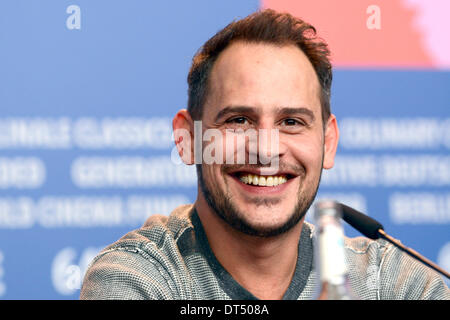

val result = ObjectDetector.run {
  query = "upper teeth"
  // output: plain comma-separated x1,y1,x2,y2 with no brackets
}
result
239,174,288,187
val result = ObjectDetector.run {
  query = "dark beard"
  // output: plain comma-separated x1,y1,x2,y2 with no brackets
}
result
196,163,321,238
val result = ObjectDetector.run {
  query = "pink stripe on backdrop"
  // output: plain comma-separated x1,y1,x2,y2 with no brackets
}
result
262,0,450,69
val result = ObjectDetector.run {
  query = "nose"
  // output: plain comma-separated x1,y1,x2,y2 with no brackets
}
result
256,128,279,165
246,121,286,173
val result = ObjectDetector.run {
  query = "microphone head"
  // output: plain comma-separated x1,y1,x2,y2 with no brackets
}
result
338,203,384,240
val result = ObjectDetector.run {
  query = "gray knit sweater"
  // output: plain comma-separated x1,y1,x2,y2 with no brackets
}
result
80,204,449,300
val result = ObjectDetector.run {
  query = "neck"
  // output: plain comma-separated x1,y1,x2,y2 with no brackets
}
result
195,195,303,300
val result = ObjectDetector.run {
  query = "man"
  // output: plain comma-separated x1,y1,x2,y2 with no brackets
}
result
80,9,449,300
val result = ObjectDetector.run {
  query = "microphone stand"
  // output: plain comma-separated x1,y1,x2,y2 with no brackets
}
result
338,202,450,280
377,229,450,279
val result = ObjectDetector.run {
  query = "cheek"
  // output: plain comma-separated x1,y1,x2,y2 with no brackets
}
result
285,137,324,172
222,131,250,165
202,160,221,175
201,164,225,194
201,129,246,165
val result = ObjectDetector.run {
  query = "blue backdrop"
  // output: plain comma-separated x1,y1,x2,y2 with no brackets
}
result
0,1,448,299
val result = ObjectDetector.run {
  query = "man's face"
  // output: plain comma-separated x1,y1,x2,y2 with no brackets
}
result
195,41,337,237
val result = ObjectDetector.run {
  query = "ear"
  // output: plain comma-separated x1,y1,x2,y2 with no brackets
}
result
172,109,195,165
322,114,339,169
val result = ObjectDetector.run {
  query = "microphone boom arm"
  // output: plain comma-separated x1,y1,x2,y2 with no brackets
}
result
377,229,450,279
338,202,450,280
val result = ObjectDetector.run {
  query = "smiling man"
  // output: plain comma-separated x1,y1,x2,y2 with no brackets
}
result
80,10,449,300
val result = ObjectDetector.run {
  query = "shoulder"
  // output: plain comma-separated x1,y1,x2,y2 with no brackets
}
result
374,238,450,300
93,203,195,270
80,204,197,300
343,235,449,300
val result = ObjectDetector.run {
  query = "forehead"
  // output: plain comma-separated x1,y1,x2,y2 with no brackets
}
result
205,41,321,118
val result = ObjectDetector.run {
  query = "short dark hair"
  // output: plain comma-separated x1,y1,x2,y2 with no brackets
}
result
187,9,332,125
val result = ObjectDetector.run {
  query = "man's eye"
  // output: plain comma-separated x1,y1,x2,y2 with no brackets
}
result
226,117,248,124
283,118,301,126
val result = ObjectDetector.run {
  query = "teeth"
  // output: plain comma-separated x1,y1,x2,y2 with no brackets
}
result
239,174,288,187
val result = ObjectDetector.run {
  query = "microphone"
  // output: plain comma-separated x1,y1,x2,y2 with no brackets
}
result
338,202,450,280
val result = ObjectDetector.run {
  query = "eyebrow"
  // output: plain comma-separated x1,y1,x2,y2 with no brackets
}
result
275,107,315,122
215,105,316,122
